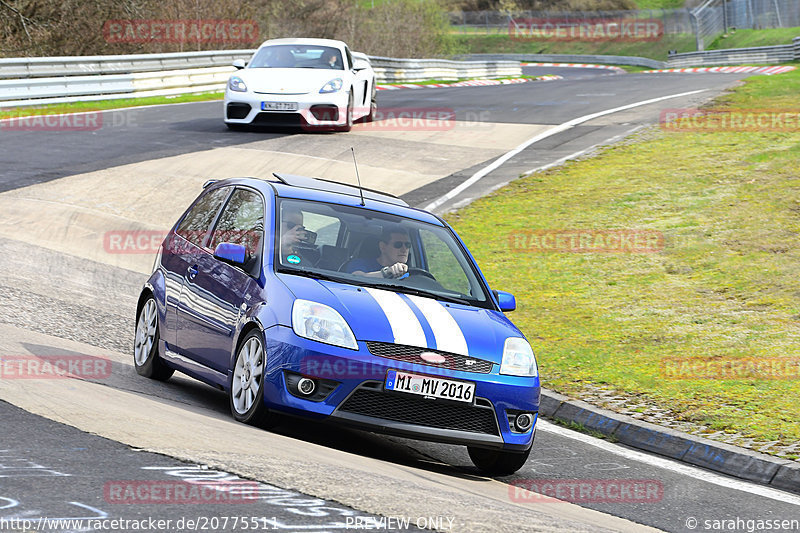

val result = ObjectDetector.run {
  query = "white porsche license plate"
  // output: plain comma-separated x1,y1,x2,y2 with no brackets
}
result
261,101,298,111
385,370,475,403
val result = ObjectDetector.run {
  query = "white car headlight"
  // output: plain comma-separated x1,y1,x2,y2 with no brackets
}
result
500,337,538,377
320,78,343,93
229,76,247,92
292,299,357,350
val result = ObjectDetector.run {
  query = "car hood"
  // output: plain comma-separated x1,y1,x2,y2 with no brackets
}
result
239,68,346,95
278,274,525,365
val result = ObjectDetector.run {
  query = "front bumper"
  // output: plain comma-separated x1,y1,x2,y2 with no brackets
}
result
224,89,349,127
261,325,540,451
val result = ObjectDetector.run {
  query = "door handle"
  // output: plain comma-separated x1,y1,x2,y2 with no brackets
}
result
187,265,198,280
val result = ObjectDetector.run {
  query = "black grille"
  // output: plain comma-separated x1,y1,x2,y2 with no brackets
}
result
252,112,304,126
338,386,499,435
366,341,493,374
226,103,251,120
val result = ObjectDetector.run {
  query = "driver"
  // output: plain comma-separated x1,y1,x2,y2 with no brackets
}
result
323,51,339,69
347,226,410,279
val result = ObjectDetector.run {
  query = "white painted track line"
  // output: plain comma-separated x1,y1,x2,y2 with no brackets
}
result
423,89,708,212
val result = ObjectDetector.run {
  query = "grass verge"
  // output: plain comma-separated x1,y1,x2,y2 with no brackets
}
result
446,69,800,455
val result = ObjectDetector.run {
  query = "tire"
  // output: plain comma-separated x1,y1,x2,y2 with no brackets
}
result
133,296,174,381
336,92,354,132
364,83,377,123
468,446,531,476
229,329,274,427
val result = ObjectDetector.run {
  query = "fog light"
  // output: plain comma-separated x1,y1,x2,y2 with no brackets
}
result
515,413,534,432
297,378,316,396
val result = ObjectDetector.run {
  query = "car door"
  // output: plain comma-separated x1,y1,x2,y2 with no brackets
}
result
346,47,370,114
176,187,266,373
163,186,232,351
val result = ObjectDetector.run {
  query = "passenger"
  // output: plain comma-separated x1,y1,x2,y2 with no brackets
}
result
280,207,308,259
347,226,410,279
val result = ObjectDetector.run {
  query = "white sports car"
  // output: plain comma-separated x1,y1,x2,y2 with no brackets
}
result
224,38,377,132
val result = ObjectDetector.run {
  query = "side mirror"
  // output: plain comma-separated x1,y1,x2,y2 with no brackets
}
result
493,290,516,312
214,242,248,266
232,59,247,70
353,58,369,72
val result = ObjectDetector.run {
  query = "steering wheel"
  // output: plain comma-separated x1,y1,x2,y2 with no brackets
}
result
405,267,436,280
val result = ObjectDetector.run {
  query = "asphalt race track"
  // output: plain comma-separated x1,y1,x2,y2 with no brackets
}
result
1,65,798,532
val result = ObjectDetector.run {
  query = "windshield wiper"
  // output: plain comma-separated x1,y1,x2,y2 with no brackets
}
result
277,267,352,285
277,268,478,306
354,280,474,306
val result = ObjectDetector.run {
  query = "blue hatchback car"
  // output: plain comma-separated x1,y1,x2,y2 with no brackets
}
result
134,173,540,475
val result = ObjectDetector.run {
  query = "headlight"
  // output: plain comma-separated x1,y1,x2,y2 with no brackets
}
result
292,300,357,350
319,78,343,93
229,76,247,92
500,337,538,377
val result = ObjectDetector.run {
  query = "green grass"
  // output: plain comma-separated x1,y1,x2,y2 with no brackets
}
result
452,25,800,60
633,0,685,8
452,32,698,60
710,26,800,50
0,92,224,120
446,69,800,452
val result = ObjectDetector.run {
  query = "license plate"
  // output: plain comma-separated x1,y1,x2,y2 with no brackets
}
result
261,101,298,111
385,370,475,404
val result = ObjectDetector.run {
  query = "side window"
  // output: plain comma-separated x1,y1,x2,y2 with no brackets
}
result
209,188,265,261
175,187,230,247
420,229,471,296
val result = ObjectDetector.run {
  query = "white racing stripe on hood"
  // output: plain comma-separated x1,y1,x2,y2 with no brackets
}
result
364,287,427,348
405,295,469,356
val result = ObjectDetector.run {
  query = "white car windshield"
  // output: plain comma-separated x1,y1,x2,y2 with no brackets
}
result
275,199,493,308
249,45,344,70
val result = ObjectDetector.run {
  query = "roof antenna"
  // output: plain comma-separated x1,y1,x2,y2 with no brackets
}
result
351,147,365,206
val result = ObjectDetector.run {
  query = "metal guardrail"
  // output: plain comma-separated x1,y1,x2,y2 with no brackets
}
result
453,53,665,69
368,56,520,83
0,51,522,107
666,37,800,67
0,50,253,79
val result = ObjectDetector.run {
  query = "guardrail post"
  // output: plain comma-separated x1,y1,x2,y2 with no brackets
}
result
690,10,703,51
794,37,800,60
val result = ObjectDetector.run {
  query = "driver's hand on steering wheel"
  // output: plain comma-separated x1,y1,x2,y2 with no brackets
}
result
381,262,408,279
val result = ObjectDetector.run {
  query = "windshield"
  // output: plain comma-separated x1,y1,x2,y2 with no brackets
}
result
275,199,492,308
249,45,344,70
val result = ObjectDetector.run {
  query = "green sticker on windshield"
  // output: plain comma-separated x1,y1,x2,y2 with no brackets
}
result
287,255,301,264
